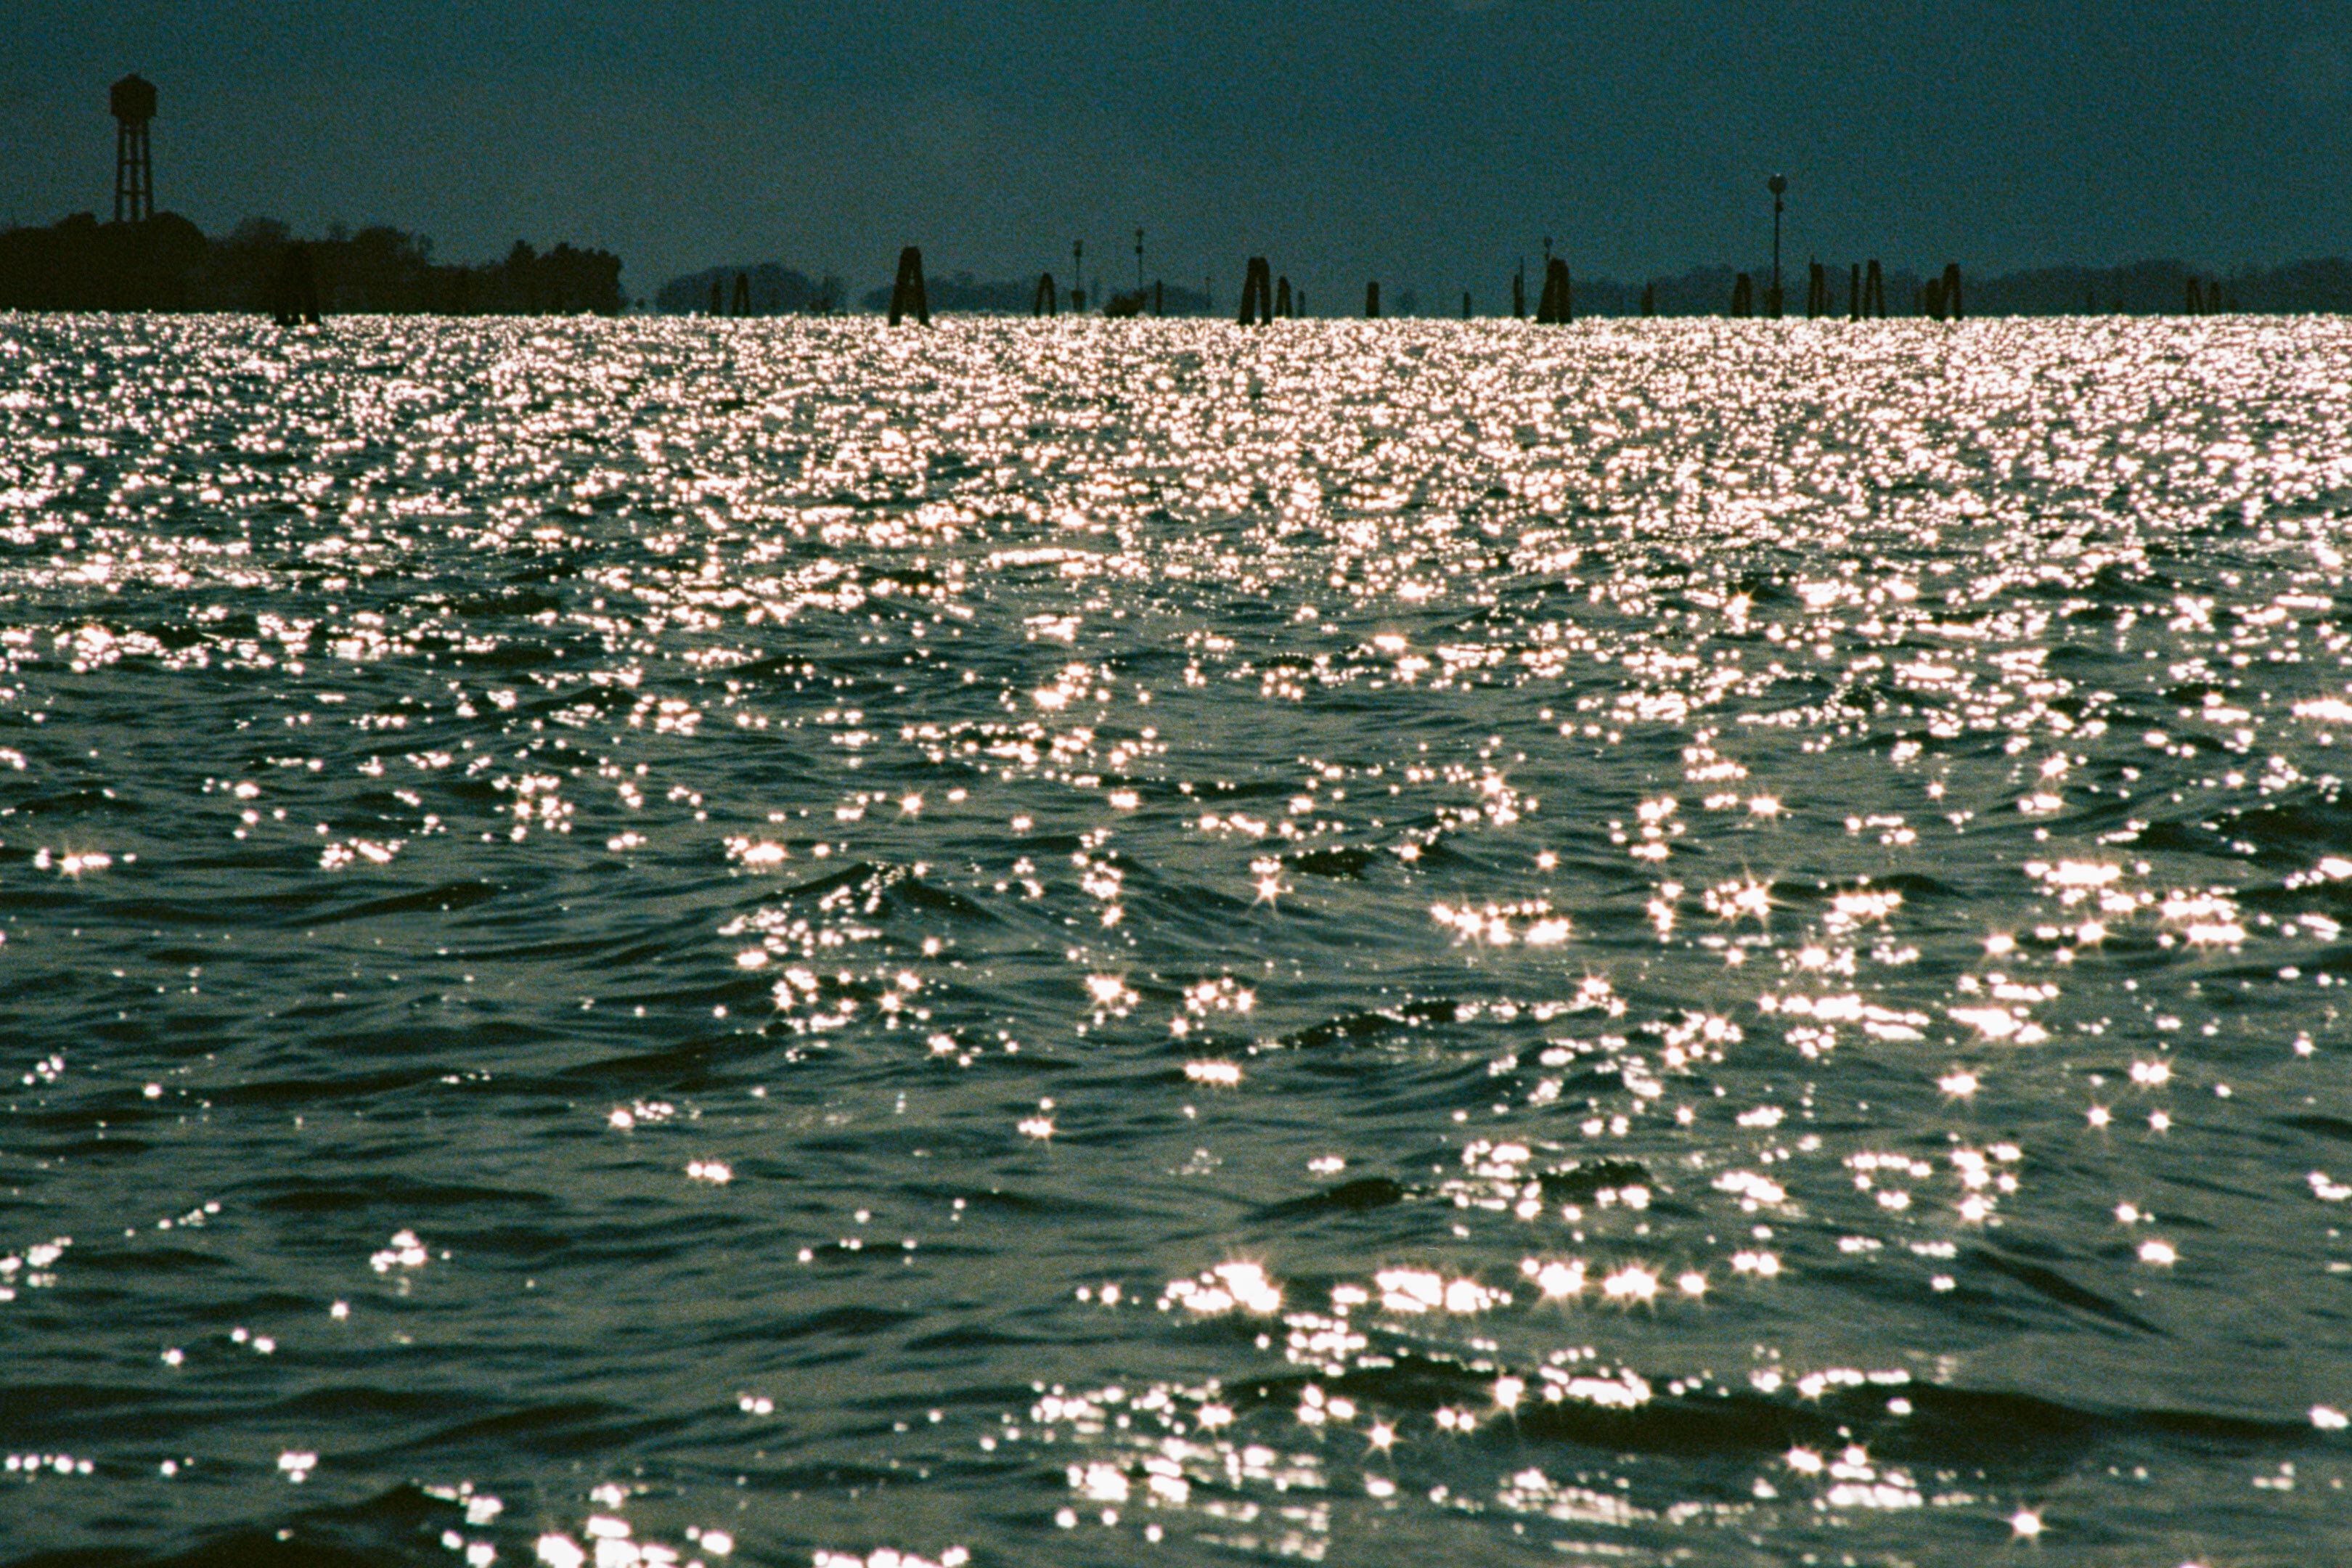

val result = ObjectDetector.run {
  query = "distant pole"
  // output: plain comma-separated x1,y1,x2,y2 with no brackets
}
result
1135,227,1144,293
1073,239,1085,312
1766,173,1787,320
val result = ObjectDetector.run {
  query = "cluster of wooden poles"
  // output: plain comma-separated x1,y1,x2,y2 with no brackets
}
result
1228,258,1299,322
879,244,1981,326
270,245,324,327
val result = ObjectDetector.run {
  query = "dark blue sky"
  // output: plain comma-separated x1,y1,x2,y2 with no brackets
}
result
7,1,2349,302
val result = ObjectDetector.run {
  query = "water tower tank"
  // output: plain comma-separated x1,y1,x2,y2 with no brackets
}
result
111,75,157,124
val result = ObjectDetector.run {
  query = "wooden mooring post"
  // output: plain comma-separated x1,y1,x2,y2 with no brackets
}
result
1535,258,1573,323
888,247,931,326
1731,273,1754,318
271,245,322,326
1365,280,1380,318
1275,275,1292,317
1034,272,1057,317
1236,258,1273,325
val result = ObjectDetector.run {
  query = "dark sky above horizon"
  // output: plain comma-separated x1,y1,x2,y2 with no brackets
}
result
6,0,2350,303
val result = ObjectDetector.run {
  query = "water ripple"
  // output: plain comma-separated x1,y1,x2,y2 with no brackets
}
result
3,313,2351,1564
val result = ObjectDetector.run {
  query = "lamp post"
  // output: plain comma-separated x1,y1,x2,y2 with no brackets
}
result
1766,173,1787,320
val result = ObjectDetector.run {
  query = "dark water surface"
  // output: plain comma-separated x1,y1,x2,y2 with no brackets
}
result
6,314,2352,1567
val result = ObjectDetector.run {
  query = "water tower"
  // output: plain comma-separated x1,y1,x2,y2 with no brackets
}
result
110,75,157,224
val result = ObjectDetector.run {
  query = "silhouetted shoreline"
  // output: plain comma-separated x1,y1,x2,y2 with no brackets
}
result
663,255,2352,319
13,208,2352,321
0,213,621,315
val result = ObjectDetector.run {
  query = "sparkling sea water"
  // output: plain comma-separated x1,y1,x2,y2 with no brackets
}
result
5,313,2352,1566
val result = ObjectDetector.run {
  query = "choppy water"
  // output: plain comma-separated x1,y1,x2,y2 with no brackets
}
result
5,313,2352,1566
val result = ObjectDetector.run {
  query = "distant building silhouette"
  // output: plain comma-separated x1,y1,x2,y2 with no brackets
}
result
110,75,157,224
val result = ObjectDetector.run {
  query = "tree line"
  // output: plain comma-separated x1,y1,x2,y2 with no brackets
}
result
0,213,622,315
